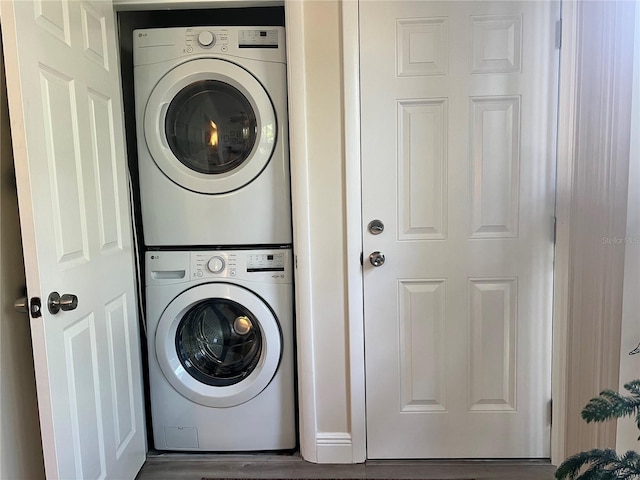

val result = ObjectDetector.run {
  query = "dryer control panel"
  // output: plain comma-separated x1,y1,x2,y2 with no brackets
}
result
133,26,286,66
239,29,279,48
184,28,230,53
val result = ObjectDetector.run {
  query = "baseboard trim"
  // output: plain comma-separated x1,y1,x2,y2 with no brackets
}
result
316,433,354,464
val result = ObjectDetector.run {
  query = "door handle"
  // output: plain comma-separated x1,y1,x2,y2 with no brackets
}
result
369,251,386,267
48,292,78,315
14,296,28,314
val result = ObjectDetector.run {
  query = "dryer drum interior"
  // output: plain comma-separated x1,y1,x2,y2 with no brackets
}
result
176,298,262,386
165,80,258,175
143,58,279,196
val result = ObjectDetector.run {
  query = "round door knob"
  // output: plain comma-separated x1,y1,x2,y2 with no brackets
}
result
207,256,225,274
48,292,78,315
14,296,28,314
197,31,215,47
369,251,385,267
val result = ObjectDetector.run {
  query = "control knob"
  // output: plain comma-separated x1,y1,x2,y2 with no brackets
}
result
197,31,215,48
207,256,225,274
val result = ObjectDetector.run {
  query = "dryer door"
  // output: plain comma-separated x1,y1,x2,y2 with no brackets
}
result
156,282,282,407
144,58,276,194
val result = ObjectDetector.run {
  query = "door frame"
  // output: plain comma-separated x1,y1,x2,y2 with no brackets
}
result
338,0,572,463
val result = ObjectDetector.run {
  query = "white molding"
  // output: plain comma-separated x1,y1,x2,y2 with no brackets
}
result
341,0,367,464
316,433,354,464
558,0,636,458
284,0,318,464
616,0,640,453
551,0,579,465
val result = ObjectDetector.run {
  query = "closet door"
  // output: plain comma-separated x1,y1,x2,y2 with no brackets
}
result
361,0,560,458
1,1,146,478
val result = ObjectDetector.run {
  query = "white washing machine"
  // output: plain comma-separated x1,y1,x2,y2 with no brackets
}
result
134,27,291,247
145,248,296,451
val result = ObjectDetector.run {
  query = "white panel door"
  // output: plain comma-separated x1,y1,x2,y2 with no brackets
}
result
361,1,559,458
1,0,146,478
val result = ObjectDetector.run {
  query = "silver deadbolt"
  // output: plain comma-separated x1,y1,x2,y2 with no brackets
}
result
48,292,78,315
368,219,384,235
369,251,386,267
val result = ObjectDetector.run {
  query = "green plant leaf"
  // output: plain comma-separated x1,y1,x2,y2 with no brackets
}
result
555,449,640,480
581,382,640,424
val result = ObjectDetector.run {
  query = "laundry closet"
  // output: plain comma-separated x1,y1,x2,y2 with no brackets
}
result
121,6,296,453
0,1,320,477
3,0,639,477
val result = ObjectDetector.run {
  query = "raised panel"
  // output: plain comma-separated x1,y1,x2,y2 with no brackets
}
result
468,278,517,411
105,295,136,458
470,96,520,238
33,0,71,45
81,3,109,70
88,89,122,254
398,280,447,412
64,315,106,479
397,18,448,76
471,15,522,74
39,66,89,266
398,99,448,240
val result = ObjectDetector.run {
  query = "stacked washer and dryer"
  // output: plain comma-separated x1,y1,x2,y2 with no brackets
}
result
133,26,295,451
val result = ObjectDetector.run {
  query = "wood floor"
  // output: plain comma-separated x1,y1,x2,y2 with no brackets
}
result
136,453,557,480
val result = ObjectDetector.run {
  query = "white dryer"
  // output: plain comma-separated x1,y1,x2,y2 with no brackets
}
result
145,248,296,451
134,27,291,247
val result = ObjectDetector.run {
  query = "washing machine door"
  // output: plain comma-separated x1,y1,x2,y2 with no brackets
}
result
155,282,282,407
144,58,276,194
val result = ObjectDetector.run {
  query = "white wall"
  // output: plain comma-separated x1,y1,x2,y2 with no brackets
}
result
617,3,640,453
0,31,45,480
286,0,353,462
300,0,349,436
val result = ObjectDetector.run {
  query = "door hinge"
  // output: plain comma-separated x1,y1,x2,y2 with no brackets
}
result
555,19,562,49
360,252,363,266
552,216,558,244
550,398,553,425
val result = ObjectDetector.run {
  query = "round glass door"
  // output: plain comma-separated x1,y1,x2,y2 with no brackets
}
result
175,298,262,386
144,59,277,195
155,282,282,408
165,81,257,175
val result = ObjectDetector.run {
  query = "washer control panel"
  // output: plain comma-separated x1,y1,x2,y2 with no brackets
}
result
192,251,238,279
189,249,291,283
206,256,225,274
146,250,292,285
247,252,285,272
